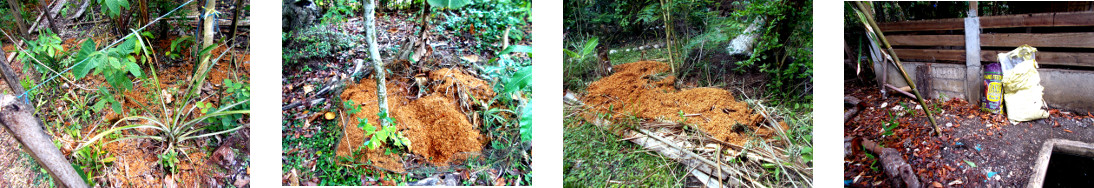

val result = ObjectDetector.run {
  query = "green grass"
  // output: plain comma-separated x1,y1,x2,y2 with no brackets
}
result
563,116,686,187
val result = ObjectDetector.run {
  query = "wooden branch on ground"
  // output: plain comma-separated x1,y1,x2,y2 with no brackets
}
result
884,84,917,99
0,41,29,98
282,60,371,111
0,95,88,188
845,96,862,123
861,139,921,188
67,0,92,20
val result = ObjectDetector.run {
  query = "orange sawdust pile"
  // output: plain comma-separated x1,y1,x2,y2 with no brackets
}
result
337,68,488,171
430,68,496,101
582,61,782,146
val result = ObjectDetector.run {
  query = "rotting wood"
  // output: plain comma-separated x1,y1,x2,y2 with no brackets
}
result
845,96,862,123
879,11,1094,32
0,95,88,188
862,139,921,188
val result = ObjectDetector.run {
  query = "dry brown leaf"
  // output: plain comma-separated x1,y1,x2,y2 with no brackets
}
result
303,85,315,94
325,112,336,120
460,55,479,62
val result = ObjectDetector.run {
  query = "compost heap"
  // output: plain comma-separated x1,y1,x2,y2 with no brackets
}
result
582,61,784,146
336,68,492,172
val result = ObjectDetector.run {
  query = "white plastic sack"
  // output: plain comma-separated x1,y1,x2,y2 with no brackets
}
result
999,45,1048,122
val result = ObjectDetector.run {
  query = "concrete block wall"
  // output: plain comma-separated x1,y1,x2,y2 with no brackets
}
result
876,62,1094,113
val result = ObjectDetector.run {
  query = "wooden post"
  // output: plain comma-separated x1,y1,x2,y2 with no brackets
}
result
0,95,88,188
0,41,28,97
228,0,244,42
965,1,983,104
5,0,29,38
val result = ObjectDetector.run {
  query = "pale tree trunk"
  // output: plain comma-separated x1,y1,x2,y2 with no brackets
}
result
0,95,88,188
190,0,217,96
363,0,390,127
201,0,216,50
5,0,29,38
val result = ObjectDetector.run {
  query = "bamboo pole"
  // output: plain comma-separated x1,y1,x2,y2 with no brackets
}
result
853,1,941,136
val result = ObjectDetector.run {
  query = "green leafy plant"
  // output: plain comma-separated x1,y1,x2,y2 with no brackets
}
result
74,34,249,163
72,141,114,185
731,0,813,104
562,37,598,90
158,150,180,174
98,0,131,18
342,100,411,152
72,32,149,91
19,30,69,75
91,88,124,114
318,0,361,23
165,35,195,60
439,0,530,53
198,79,250,132
882,111,899,136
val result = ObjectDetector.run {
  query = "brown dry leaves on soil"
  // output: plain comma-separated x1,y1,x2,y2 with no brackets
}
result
337,68,492,172
581,61,783,146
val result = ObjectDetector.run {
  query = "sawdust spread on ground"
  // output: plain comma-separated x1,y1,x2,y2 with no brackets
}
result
430,68,496,102
337,73,485,171
583,61,777,146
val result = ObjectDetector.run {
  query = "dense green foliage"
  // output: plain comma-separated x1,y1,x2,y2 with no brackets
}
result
563,118,685,187
563,0,725,36
732,0,812,104
282,26,360,64
317,0,361,23
19,30,68,75
438,0,531,53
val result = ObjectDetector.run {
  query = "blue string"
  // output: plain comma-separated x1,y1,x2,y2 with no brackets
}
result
16,0,196,101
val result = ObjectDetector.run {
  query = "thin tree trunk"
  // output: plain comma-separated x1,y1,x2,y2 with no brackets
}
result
228,0,244,42
0,41,26,97
5,0,29,38
659,0,674,74
363,0,390,127
139,0,149,27
189,0,217,96
201,0,216,50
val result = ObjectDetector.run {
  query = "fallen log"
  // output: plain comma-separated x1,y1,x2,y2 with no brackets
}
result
862,139,921,188
845,96,862,123
0,95,88,188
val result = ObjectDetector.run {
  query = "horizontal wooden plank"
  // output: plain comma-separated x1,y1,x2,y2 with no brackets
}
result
892,49,1094,67
893,49,965,62
981,33,1094,48
982,50,1094,67
878,18,964,32
879,11,1094,32
888,35,965,46
887,33,1094,48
